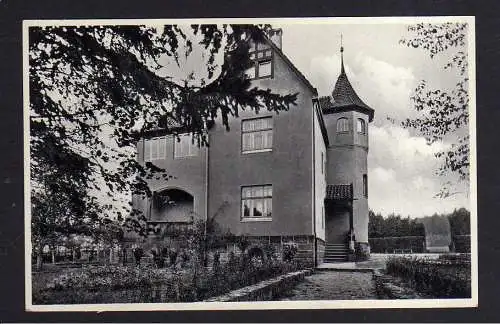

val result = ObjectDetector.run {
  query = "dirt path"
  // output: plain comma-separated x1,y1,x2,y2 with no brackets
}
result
278,271,377,300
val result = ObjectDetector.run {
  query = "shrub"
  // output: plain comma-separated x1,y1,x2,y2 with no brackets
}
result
151,249,165,268
369,236,425,253
168,248,178,267
282,243,298,262
133,248,143,265
385,256,471,298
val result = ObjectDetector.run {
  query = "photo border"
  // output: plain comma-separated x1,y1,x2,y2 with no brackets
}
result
23,16,478,312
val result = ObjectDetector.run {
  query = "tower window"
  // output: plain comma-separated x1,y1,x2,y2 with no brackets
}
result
336,117,349,133
357,118,366,134
363,174,368,198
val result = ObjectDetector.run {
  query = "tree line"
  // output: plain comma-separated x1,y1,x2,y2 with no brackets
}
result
369,207,470,238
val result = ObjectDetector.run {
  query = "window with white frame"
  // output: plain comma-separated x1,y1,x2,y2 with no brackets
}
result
357,118,366,134
336,117,349,133
363,174,368,198
245,43,273,79
322,205,325,229
321,151,324,174
242,117,273,153
144,136,167,162
174,134,199,158
241,185,272,220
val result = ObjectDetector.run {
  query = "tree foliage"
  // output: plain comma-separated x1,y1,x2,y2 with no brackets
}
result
399,23,470,198
369,208,470,239
29,24,297,250
368,210,425,238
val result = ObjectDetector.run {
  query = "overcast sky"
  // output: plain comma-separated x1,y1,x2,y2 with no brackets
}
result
273,22,471,218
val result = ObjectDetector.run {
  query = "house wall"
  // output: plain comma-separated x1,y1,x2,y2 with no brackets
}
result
207,45,316,237
323,110,369,243
133,137,208,222
313,108,327,241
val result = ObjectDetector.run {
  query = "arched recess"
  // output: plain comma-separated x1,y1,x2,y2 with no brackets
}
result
149,188,195,223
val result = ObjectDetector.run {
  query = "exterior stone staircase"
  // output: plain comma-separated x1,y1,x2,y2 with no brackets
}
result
324,243,350,262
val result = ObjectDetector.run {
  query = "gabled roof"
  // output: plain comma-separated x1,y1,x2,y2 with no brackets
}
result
262,31,318,97
321,45,374,122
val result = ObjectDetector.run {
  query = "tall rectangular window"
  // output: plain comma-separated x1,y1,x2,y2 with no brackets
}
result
241,185,272,220
363,174,368,198
242,117,273,153
144,136,167,162
321,205,325,229
321,152,324,174
174,134,199,158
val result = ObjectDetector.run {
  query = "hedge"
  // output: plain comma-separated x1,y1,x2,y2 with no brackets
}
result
369,236,425,253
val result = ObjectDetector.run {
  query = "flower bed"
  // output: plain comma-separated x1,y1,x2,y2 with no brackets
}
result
33,255,306,304
385,256,471,298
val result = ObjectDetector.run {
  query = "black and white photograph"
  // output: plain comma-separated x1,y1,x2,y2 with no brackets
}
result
24,17,477,311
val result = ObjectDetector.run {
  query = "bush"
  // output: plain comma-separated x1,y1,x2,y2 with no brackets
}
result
369,236,425,253
168,248,178,267
385,256,471,298
133,248,143,265
282,243,298,262
33,254,308,304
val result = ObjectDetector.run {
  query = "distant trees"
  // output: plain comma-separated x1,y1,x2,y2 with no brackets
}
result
369,208,470,238
368,210,425,238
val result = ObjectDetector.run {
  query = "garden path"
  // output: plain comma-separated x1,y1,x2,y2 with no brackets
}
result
277,271,377,300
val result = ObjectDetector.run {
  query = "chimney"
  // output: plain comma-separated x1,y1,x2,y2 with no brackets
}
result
269,28,283,49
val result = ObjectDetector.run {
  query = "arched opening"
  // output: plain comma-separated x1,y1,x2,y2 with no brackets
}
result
150,188,194,223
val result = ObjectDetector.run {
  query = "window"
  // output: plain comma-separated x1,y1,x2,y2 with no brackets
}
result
321,205,325,229
242,117,273,153
174,134,199,158
241,185,272,220
144,136,167,162
363,174,368,198
357,118,366,134
245,43,273,79
336,117,349,133
321,152,324,174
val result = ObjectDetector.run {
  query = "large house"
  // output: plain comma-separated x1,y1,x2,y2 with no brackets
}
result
125,29,375,265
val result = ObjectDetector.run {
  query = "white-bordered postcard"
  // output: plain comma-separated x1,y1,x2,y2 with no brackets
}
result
24,16,477,311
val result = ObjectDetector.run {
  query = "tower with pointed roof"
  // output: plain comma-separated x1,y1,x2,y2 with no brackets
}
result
319,39,374,259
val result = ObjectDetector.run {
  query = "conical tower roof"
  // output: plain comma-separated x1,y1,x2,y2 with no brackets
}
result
321,40,374,122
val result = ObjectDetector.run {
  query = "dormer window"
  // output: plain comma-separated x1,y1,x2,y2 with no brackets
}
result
246,43,273,80
336,117,349,133
357,118,366,134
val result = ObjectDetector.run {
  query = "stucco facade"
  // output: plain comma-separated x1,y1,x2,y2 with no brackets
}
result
128,30,374,265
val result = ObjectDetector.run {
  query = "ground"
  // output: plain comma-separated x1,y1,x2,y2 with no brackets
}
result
277,271,377,300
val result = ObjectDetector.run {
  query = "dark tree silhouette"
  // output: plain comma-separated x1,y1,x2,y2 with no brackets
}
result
399,23,469,198
29,24,297,263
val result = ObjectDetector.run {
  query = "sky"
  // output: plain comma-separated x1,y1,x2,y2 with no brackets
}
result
273,22,471,218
